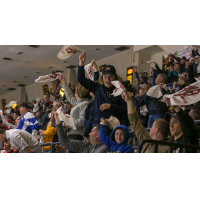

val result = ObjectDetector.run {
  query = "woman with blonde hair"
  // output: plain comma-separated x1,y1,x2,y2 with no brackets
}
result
77,52,127,127
59,75,91,151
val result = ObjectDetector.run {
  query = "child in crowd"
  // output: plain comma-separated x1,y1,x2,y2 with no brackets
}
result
99,117,134,153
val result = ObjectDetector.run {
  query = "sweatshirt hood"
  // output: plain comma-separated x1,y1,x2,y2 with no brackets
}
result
110,125,130,145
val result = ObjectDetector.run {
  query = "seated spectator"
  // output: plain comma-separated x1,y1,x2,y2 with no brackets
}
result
168,64,178,83
0,112,19,129
189,108,200,138
122,90,170,153
77,52,127,127
54,113,110,153
39,110,57,153
144,74,169,128
165,99,198,146
0,129,43,153
99,118,134,153
17,102,39,138
3,114,13,130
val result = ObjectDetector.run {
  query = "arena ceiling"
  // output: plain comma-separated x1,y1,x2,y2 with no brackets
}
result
0,45,132,95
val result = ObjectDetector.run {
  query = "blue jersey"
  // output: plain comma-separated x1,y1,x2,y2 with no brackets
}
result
17,112,39,138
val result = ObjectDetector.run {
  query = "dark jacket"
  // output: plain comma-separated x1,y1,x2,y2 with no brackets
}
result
77,66,127,126
144,88,169,116
99,125,134,153
131,95,148,127
175,109,198,146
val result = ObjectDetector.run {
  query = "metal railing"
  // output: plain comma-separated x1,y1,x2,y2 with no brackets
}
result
40,142,61,153
138,139,200,153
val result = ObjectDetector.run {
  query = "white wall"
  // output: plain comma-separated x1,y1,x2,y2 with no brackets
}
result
0,88,22,110
96,49,133,81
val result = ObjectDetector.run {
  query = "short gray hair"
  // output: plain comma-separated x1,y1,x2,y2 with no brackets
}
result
158,74,167,84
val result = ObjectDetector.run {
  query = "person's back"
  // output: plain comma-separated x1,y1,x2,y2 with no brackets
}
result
6,129,42,153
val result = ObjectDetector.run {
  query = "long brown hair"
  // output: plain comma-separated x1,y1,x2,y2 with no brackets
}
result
98,74,122,85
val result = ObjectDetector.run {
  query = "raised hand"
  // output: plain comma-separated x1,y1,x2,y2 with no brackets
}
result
79,52,86,66
121,89,132,102
54,113,61,124
91,60,98,72
99,103,110,111
100,117,108,126
59,74,66,83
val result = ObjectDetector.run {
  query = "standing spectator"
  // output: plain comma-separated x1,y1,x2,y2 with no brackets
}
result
77,52,127,126
59,74,91,152
168,64,178,83
144,74,169,128
17,102,39,138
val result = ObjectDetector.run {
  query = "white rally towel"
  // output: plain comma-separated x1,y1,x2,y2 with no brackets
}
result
140,105,148,116
111,81,125,97
56,106,76,130
57,45,85,60
5,101,17,108
100,115,120,130
36,97,43,102
164,81,200,106
84,61,94,81
147,61,154,64
35,71,62,82
33,103,40,113
146,83,166,98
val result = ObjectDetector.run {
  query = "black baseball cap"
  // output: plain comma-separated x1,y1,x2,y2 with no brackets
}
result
102,65,116,76
19,102,29,108
164,112,179,123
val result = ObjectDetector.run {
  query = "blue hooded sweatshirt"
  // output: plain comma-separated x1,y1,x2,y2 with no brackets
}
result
99,125,134,153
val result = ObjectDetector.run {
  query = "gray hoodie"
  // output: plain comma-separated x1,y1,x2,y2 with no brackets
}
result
61,82,90,136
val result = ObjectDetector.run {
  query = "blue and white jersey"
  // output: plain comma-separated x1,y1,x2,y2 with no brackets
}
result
17,112,39,138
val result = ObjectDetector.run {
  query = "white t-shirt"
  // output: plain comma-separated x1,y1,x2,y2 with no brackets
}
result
6,129,43,153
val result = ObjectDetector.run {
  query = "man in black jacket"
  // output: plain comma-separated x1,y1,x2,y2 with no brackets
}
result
144,74,169,128
165,98,198,148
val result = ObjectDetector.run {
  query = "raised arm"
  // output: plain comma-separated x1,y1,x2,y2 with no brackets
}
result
0,115,17,129
122,90,151,143
99,118,113,148
173,106,198,145
59,74,77,106
77,52,99,93
54,113,85,152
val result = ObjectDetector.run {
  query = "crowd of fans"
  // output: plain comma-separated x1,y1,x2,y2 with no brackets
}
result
1,46,200,153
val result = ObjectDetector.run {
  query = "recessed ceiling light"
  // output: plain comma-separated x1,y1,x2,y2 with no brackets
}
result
115,46,130,51
7,88,16,91
3,57,12,61
65,65,77,69
29,45,40,48
17,84,27,87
